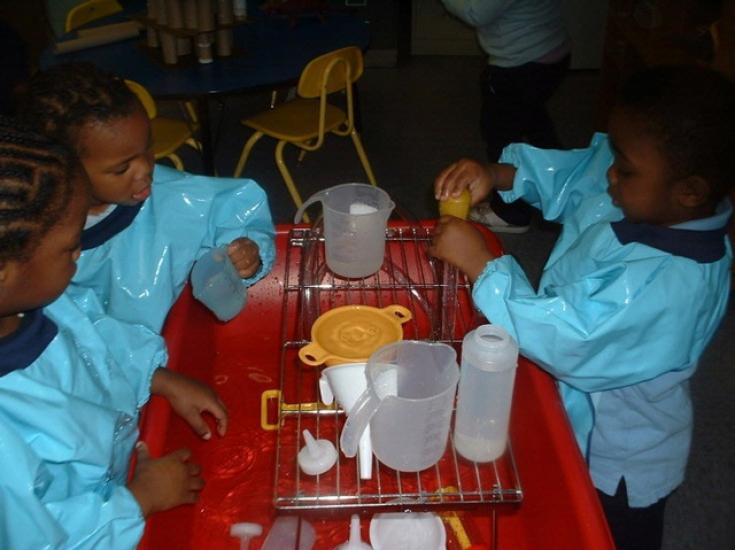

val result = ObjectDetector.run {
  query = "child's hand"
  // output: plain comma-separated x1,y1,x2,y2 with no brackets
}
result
429,216,496,281
151,369,228,439
434,159,494,205
228,238,261,278
128,442,204,517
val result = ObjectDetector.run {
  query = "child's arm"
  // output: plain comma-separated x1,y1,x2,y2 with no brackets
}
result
497,134,614,223
434,158,516,206
227,237,261,278
150,368,228,439
429,216,496,281
472,251,729,393
0,422,145,549
127,442,204,517
204,176,276,286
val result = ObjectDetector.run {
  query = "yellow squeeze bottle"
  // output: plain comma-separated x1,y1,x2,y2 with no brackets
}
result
438,189,471,220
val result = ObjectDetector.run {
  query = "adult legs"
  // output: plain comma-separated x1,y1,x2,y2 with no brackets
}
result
479,55,571,226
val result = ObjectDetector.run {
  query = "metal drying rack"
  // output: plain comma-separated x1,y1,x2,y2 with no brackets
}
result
267,223,523,511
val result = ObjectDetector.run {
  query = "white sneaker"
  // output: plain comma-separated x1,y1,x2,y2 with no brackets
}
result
469,203,530,234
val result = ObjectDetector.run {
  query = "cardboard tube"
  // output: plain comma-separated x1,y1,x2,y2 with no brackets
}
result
165,0,191,56
216,0,233,56
197,0,215,32
146,0,159,47
156,0,178,64
183,0,198,29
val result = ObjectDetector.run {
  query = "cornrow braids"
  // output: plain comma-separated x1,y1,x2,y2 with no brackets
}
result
18,62,141,153
0,117,79,263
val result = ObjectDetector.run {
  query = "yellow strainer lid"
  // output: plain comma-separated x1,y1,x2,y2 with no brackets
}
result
298,305,412,366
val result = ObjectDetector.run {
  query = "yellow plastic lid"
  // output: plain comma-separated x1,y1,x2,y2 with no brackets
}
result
299,305,412,366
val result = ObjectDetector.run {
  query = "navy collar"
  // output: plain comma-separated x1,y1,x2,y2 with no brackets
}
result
81,202,144,250
0,309,58,377
611,216,731,263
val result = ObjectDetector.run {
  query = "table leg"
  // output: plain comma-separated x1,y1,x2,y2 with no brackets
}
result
196,95,216,175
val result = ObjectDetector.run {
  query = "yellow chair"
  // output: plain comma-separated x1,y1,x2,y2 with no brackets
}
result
125,80,201,171
233,46,378,214
65,0,123,32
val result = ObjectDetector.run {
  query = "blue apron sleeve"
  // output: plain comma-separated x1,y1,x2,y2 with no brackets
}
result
472,251,729,393
52,290,166,407
156,165,276,287
498,133,614,223
0,422,144,550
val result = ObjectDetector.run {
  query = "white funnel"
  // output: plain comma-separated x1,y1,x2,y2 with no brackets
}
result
319,363,373,479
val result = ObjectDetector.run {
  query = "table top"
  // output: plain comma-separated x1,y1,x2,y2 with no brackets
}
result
40,3,371,100
139,222,613,550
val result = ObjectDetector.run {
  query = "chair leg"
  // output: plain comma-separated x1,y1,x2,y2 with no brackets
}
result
234,131,264,177
350,130,378,186
275,140,309,222
167,153,184,171
185,137,201,152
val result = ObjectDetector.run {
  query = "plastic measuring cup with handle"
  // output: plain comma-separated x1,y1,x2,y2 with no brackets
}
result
340,341,459,472
294,183,395,279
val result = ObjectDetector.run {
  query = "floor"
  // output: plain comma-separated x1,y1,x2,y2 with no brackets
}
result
174,55,734,550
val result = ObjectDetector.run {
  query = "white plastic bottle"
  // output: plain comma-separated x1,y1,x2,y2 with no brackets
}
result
453,324,518,462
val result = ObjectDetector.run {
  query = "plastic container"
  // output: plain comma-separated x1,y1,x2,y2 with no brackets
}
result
369,512,446,550
335,515,372,550
294,183,395,279
340,341,459,472
261,516,315,550
453,325,518,463
438,189,471,220
190,247,246,321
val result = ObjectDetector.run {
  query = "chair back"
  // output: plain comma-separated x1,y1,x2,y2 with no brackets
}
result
65,0,122,32
124,79,157,119
297,46,364,99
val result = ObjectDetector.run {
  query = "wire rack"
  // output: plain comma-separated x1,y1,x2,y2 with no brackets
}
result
270,224,523,510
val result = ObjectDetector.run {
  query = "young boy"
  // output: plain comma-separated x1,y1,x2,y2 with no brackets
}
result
431,65,734,549
18,62,275,332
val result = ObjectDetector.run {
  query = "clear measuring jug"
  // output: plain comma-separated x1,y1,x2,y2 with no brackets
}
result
340,341,459,472
294,183,394,279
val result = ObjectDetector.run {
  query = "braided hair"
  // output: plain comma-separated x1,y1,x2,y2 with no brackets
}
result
18,62,140,154
0,117,80,263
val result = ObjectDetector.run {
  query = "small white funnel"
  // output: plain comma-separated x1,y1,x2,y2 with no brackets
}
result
298,429,337,476
335,514,372,550
319,363,373,479
229,522,262,550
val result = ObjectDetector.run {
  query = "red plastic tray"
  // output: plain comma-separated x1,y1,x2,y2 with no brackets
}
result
138,223,613,550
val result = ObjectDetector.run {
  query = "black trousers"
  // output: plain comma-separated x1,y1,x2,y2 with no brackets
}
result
481,54,571,225
597,478,669,550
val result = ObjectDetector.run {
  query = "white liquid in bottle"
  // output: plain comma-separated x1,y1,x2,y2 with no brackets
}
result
453,325,518,463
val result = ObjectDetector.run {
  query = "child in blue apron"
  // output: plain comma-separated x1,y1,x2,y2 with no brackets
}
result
0,121,228,548
18,62,276,332
431,65,734,550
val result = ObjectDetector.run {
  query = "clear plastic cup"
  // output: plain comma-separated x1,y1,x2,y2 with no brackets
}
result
340,341,459,472
190,247,247,321
294,183,394,279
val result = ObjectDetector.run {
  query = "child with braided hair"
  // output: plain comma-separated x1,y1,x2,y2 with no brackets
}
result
18,62,275,332
0,119,228,548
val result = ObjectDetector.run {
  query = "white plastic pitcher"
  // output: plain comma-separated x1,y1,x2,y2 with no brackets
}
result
294,183,394,279
339,341,459,473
